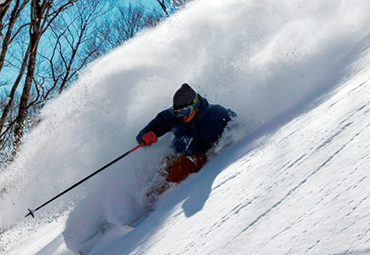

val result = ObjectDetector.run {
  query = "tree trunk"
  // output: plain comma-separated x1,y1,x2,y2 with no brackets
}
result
156,0,169,17
0,44,31,136
0,0,31,136
12,0,75,153
13,0,43,151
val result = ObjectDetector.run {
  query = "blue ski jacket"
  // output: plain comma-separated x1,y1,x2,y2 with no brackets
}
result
136,95,236,155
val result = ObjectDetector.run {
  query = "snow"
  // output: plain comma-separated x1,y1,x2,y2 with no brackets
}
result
1,0,370,254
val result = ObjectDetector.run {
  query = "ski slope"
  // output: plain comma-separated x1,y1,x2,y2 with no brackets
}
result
92,44,370,255
1,0,370,254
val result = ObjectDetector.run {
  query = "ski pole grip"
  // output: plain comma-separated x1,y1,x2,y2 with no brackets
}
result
131,142,144,153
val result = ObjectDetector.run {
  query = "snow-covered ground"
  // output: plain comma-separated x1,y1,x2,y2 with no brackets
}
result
1,0,370,254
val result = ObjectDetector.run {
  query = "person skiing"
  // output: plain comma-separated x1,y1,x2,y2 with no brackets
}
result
136,83,236,200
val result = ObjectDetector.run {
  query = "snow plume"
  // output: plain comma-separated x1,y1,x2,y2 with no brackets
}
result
1,0,370,253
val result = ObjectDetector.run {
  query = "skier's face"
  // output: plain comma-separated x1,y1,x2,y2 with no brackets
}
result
182,107,199,123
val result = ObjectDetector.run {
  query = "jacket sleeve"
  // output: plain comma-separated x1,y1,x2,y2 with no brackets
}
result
224,108,237,125
136,109,174,144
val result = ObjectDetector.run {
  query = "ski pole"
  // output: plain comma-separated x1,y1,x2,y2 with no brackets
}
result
25,142,144,218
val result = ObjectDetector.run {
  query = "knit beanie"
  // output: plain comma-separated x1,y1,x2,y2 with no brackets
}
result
173,83,197,109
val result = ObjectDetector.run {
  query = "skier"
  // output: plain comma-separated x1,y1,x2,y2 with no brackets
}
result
136,83,236,200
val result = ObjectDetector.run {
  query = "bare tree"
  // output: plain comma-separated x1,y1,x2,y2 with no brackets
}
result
94,2,164,54
0,1,13,33
143,8,163,28
155,0,191,17
1,0,171,165
0,0,110,161
13,0,76,152
156,0,169,17
0,0,31,145
114,4,145,44
40,0,112,99
1,0,30,72
172,0,192,10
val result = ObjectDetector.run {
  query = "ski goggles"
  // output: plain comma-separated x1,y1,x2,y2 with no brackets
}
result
173,95,199,118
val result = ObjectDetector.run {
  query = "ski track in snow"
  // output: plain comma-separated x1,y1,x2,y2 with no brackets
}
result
216,46,370,255
99,41,370,255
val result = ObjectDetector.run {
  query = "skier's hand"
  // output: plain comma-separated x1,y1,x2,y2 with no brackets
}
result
141,131,157,146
